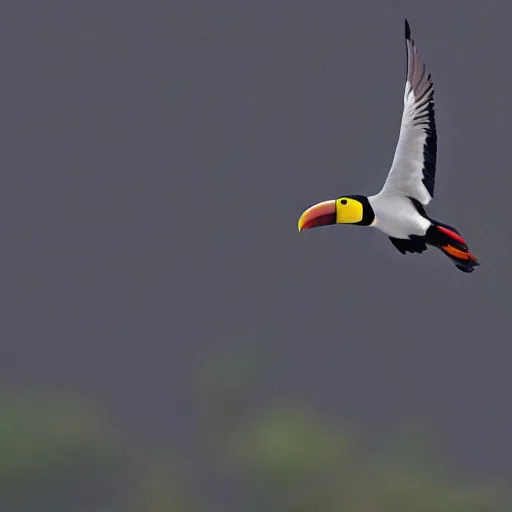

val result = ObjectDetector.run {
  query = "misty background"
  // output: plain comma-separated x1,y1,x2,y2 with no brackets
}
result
3,1,512,509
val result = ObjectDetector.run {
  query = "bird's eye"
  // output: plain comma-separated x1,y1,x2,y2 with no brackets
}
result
340,199,348,205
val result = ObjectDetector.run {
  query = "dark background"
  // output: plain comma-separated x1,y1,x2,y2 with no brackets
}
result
2,1,511,505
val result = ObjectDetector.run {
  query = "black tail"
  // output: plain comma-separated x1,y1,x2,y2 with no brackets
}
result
426,221,480,273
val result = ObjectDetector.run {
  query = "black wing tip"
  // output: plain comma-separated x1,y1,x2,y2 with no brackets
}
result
405,19,411,40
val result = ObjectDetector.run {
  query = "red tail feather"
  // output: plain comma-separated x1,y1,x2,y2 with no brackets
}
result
436,225,467,245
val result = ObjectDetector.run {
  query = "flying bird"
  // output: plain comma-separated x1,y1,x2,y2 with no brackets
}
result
298,20,479,273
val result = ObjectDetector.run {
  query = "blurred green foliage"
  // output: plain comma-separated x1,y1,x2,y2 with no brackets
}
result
0,348,509,511
128,454,195,512
228,406,505,512
0,394,117,481
231,406,353,487
0,393,119,511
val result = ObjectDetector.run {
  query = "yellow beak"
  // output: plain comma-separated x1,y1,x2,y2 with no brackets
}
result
298,200,337,232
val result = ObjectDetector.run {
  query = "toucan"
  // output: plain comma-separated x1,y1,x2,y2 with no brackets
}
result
298,20,479,273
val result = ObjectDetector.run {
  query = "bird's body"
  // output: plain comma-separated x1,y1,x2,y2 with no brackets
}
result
298,19,479,273
368,193,431,239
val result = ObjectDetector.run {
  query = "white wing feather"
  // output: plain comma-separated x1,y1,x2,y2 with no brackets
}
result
380,20,437,205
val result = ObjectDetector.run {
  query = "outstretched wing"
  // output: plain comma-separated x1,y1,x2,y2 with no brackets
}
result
380,19,437,205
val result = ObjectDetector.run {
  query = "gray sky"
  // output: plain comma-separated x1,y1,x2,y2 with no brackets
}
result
3,0,512,480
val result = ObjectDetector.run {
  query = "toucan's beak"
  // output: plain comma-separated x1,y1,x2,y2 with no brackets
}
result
298,200,337,232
